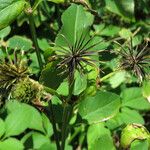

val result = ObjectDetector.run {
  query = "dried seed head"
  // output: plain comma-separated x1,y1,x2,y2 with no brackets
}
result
0,50,29,90
56,30,103,84
114,39,150,83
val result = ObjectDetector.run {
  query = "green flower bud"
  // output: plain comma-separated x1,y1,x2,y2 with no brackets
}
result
120,123,150,149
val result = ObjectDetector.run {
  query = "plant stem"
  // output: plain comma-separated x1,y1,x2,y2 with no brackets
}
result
44,86,61,100
61,104,69,150
61,103,72,150
28,14,43,70
61,77,74,150
100,70,118,82
49,101,61,150
68,127,81,144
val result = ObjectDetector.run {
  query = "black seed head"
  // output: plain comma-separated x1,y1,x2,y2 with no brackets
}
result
114,38,150,82
56,30,103,83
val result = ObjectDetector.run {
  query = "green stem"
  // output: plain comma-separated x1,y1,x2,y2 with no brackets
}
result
100,70,118,82
61,104,69,150
61,103,72,150
44,86,61,100
49,101,61,150
68,127,81,144
61,77,74,150
28,14,43,70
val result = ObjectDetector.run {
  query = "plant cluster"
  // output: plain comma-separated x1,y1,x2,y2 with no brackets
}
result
0,0,150,150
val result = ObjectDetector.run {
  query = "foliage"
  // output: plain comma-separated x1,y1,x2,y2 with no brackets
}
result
0,0,150,150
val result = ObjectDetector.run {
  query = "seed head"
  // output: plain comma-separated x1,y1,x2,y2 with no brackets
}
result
114,38,150,82
56,30,103,84
0,50,29,90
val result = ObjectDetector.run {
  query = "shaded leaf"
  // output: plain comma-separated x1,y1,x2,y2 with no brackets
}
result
121,88,150,110
0,26,11,39
131,140,149,150
8,35,33,51
0,119,5,138
40,61,66,89
142,80,150,103
42,113,53,137
0,0,26,29
87,123,116,150
78,91,121,124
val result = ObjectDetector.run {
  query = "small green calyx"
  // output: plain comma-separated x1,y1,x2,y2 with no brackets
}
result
120,123,150,148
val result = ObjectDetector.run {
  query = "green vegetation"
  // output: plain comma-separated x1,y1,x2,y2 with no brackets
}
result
0,0,150,149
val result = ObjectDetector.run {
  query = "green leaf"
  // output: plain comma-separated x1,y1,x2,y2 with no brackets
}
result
0,48,5,59
0,0,26,29
108,71,128,88
121,88,150,110
105,0,121,16
105,114,122,130
40,61,66,89
142,80,150,103
5,101,44,137
73,71,87,95
106,107,145,130
119,107,144,125
8,36,33,51
100,25,120,37
6,100,22,113
5,105,31,137
42,113,53,137
57,81,69,96
132,35,143,47
39,142,56,150
105,0,135,21
119,28,132,39
38,39,51,51
87,123,116,150
22,104,44,133
29,52,40,74
114,0,135,20
78,91,121,124
55,4,94,46
0,138,24,150
48,0,64,3
0,119,5,138
32,132,52,149
130,140,149,150
22,132,54,149
0,26,11,39
21,132,33,145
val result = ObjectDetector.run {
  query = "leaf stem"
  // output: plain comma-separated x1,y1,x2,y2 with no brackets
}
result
28,14,43,70
100,70,118,82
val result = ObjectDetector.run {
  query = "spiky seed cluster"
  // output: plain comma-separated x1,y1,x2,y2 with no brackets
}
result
115,39,150,82
11,78,44,103
56,31,102,83
0,51,50,106
0,52,28,90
